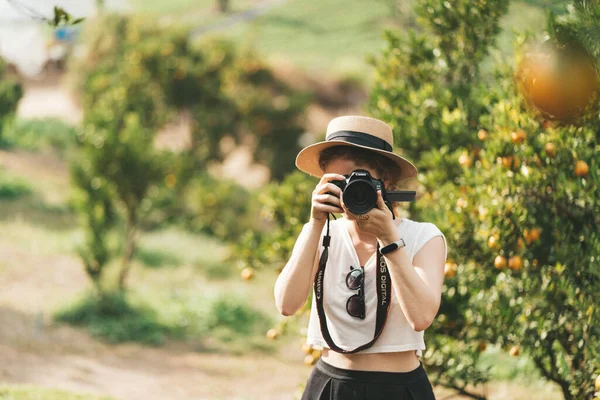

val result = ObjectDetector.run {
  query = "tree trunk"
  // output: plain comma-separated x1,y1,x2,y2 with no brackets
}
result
118,212,138,291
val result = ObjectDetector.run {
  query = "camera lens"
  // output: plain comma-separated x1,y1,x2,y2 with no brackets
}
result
343,180,377,215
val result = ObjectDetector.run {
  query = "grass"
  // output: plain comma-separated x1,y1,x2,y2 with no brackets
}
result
54,288,274,352
0,172,32,200
0,118,78,155
0,386,114,400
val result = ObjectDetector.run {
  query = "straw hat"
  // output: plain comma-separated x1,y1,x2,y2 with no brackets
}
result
295,115,418,183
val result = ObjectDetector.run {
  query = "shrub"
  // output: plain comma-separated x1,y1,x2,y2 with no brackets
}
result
55,291,174,345
0,172,33,200
1,118,77,153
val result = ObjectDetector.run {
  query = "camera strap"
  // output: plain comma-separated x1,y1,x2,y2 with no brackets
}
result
313,214,392,354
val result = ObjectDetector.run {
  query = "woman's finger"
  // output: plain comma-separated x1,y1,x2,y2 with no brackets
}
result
313,203,345,214
376,190,387,210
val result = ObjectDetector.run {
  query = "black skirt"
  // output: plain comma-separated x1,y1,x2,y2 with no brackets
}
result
301,358,436,400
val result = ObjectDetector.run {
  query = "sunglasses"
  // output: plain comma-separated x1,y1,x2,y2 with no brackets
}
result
346,266,365,319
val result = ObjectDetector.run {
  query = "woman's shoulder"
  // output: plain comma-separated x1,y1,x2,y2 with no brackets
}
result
398,217,443,236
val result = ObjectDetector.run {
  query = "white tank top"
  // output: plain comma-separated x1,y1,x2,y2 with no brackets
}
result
306,217,447,356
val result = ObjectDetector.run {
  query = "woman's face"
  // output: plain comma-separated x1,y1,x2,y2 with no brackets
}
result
323,158,382,182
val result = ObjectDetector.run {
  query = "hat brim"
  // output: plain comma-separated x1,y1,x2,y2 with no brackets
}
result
295,140,418,183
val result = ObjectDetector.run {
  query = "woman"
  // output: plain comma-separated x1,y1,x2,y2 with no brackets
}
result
274,116,447,399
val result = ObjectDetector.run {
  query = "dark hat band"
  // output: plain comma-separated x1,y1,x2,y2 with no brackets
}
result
327,130,393,152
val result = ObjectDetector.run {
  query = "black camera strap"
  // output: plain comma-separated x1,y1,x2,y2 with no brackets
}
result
314,214,392,354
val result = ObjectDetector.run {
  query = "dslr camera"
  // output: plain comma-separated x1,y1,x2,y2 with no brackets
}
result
329,169,416,215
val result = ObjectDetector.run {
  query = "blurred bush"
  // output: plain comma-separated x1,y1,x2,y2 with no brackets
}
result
234,171,316,272
54,290,272,350
1,118,77,154
0,58,22,144
66,14,309,294
55,291,172,345
0,171,32,200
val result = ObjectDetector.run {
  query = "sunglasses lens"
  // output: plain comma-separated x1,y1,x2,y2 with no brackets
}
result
346,268,363,290
346,295,365,318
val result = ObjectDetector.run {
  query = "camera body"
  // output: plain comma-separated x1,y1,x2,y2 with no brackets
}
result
329,169,416,215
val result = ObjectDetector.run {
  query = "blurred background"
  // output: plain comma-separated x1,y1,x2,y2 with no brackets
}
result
0,0,598,399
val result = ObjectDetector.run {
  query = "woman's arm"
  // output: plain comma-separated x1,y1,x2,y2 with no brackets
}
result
274,172,346,316
379,233,446,332
274,220,323,316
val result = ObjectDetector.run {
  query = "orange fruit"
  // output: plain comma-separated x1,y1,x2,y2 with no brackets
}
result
511,129,526,144
516,237,524,250
595,374,600,391
575,160,589,177
304,355,316,366
488,236,499,249
477,129,489,140
529,228,541,242
444,262,457,278
301,343,313,355
517,43,599,120
509,346,520,357
494,256,507,269
240,267,254,281
544,142,557,158
266,328,280,340
478,341,487,352
508,256,523,271
459,154,473,168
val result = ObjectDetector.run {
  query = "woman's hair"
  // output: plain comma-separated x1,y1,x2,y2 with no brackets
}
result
318,146,402,189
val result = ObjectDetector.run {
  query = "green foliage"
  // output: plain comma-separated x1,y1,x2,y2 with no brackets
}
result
368,0,600,398
0,58,22,143
0,172,32,200
1,118,77,153
54,290,272,350
134,246,183,268
183,173,256,242
55,291,174,345
235,171,316,271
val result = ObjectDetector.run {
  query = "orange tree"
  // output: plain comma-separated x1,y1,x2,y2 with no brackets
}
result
369,0,599,398
68,14,308,293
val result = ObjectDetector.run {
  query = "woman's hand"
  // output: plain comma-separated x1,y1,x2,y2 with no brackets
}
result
310,173,346,223
342,190,399,243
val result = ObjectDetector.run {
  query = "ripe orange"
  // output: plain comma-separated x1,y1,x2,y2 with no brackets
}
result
544,142,557,158
528,228,541,242
516,237,524,250
301,343,313,355
508,256,523,271
509,346,520,357
494,256,507,269
488,235,499,249
575,160,589,177
595,374,600,391
478,129,489,140
266,328,280,340
304,355,316,366
459,154,473,168
240,267,255,281
511,129,526,144
517,43,599,120
444,262,457,278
